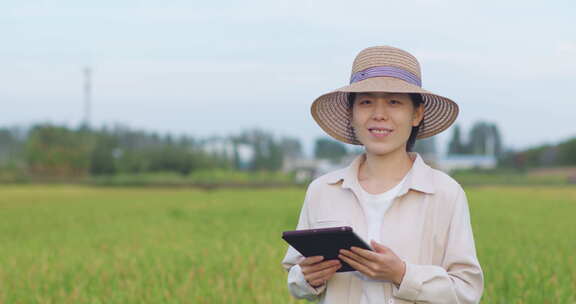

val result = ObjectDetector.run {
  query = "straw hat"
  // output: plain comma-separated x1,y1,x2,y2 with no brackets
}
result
310,45,459,145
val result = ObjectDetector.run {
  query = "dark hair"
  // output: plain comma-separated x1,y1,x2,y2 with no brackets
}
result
346,92,425,152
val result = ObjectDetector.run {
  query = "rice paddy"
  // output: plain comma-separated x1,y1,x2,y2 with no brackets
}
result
0,185,574,303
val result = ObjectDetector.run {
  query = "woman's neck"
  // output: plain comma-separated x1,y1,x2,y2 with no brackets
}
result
358,149,415,183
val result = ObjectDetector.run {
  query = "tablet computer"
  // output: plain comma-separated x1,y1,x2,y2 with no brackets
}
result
282,226,373,272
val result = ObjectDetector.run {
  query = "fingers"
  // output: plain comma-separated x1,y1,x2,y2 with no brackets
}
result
338,253,374,277
305,262,341,286
339,249,375,268
300,255,324,266
299,256,342,287
371,240,388,253
302,259,341,275
350,246,381,261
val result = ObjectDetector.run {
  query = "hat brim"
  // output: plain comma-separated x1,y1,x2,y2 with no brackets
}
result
311,76,459,145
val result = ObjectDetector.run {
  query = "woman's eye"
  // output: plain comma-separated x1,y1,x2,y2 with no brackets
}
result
359,100,371,104
390,100,400,104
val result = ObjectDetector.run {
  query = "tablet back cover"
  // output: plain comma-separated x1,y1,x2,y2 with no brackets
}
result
282,226,372,272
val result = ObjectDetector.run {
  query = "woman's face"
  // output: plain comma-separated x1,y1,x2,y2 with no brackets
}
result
351,92,424,155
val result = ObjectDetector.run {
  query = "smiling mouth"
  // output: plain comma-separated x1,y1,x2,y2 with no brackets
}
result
368,128,393,137
368,128,394,138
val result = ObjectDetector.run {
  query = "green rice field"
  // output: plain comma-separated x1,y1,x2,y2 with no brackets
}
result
0,185,575,303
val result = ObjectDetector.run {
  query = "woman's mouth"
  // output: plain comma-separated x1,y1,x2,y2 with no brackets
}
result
368,128,393,138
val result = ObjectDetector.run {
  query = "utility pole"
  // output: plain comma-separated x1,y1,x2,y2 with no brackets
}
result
83,66,92,128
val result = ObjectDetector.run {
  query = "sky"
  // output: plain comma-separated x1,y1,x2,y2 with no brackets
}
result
1,0,575,158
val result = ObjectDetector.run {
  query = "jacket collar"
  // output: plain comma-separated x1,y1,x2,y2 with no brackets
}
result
326,151,436,197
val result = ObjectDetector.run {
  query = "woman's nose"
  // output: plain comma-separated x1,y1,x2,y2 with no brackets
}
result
371,101,389,120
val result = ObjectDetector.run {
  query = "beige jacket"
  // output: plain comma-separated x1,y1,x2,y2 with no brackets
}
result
281,151,484,304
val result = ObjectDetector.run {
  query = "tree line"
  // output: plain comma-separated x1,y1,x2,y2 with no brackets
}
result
0,124,305,179
0,121,575,179
0,124,221,178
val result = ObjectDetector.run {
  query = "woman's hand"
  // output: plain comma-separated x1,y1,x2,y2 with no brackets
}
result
338,240,406,287
299,256,342,287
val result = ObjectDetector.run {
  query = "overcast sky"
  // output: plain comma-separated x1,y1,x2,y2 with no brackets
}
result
1,0,575,157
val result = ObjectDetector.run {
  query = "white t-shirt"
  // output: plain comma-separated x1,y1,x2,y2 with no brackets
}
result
354,172,409,304
290,170,410,304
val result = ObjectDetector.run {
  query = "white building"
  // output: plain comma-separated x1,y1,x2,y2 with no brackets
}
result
200,138,255,169
435,154,497,173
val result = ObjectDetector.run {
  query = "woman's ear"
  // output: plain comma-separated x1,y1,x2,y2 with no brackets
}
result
412,103,425,127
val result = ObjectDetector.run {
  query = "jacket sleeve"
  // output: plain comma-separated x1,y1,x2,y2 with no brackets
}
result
392,186,484,303
281,182,328,301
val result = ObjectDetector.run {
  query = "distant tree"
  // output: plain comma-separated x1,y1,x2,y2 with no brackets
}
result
0,127,25,166
414,136,436,155
448,124,466,154
557,138,576,166
230,138,242,170
26,124,93,177
466,121,503,156
538,145,559,167
498,136,576,169
490,124,503,157
89,125,215,175
314,137,348,163
234,128,283,171
90,131,118,175
348,145,365,155
523,145,550,168
280,137,303,159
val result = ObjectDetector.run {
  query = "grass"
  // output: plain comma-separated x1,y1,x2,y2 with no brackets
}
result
90,169,296,186
1,169,297,187
0,185,574,303
450,170,569,186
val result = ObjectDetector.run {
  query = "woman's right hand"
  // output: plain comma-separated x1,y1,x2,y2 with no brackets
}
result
299,256,342,287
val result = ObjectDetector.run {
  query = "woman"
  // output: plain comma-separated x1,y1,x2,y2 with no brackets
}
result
281,46,484,304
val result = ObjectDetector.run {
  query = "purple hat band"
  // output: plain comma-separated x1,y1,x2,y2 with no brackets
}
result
349,65,422,87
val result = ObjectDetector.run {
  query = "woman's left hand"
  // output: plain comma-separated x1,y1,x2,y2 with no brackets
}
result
338,240,406,287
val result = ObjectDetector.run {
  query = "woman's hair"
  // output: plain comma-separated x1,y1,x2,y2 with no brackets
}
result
346,92,425,152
